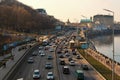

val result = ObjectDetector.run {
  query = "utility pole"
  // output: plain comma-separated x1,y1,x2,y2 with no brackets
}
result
103,9,115,80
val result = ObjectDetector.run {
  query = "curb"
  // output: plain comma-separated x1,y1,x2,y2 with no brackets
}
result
77,49,106,80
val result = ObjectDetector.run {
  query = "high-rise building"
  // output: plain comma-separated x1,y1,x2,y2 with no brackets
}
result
93,14,113,27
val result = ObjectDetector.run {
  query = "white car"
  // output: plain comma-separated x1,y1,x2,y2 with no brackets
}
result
69,60,75,66
33,69,41,79
40,52,45,56
17,78,23,80
47,72,54,80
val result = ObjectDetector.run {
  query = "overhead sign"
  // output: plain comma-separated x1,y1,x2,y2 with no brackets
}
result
80,42,89,49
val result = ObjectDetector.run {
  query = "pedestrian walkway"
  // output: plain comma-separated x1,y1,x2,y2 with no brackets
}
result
0,53,11,62
0,43,35,80
85,48,120,76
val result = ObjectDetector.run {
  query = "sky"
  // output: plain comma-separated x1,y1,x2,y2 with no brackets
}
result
17,0,120,22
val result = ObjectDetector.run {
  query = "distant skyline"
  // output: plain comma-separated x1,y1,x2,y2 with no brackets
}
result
17,0,120,22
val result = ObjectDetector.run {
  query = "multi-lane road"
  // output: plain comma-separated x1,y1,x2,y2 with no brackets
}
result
12,31,104,80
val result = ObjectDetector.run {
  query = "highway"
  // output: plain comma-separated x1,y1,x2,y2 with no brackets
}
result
12,31,104,80
55,31,104,80
12,44,57,80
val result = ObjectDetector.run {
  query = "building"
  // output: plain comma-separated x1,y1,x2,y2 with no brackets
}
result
80,19,93,28
93,15,113,28
36,9,47,15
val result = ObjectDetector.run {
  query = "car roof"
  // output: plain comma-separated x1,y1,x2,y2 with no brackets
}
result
34,69,39,72
46,62,51,64
48,72,53,74
64,66,68,68
70,60,74,62
17,78,23,80
76,70,83,73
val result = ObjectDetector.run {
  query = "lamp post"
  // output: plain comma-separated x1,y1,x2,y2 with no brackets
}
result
103,9,114,80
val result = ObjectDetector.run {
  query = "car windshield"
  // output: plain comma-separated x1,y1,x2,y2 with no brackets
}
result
48,74,53,76
46,63,51,65
34,71,39,75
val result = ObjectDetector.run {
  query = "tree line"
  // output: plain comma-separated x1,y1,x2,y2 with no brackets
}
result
0,0,59,54
0,1,58,33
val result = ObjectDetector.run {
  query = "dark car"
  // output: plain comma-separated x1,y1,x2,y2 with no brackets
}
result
82,64,89,70
57,50,62,54
63,66,70,74
32,52,37,56
72,51,77,55
45,62,52,69
68,57,73,62
59,55,64,58
47,55,53,60
59,60,65,65
64,49,68,53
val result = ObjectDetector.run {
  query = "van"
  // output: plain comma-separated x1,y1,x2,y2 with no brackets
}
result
63,66,70,74
75,70,84,80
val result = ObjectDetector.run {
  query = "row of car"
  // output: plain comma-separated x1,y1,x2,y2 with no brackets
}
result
29,44,55,80
33,69,54,80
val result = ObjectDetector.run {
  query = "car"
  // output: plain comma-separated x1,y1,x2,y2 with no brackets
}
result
39,46,43,50
17,78,23,80
63,66,70,74
72,51,77,55
59,55,64,58
27,57,34,63
45,46,50,50
65,53,70,57
47,55,53,60
45,62,52,69
76,55,81,59
40,52,45,56
59,60,65,65
72,48,75,52
57,50,62,54
47,72,54,80
52,45,56,47
64,49,68,53
69,60,75,66
82,64,89,70
39,50,43,54
68,57,73,61
49,48,54,52
32,52,37,56
33,69,41,79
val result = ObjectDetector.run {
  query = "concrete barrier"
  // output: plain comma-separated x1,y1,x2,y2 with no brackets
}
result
2,43,40,80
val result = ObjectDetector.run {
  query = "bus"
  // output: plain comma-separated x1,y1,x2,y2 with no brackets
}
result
75,70,84,80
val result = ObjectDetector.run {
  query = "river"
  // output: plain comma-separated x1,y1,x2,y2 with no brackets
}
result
91,35,120,63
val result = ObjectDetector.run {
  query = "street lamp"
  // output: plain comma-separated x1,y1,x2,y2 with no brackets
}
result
103,9,114,80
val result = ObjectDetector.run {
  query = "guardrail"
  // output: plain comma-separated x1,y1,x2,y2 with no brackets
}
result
3,43,40,80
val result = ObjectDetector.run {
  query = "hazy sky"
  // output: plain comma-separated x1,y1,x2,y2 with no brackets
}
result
18,0,120,22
